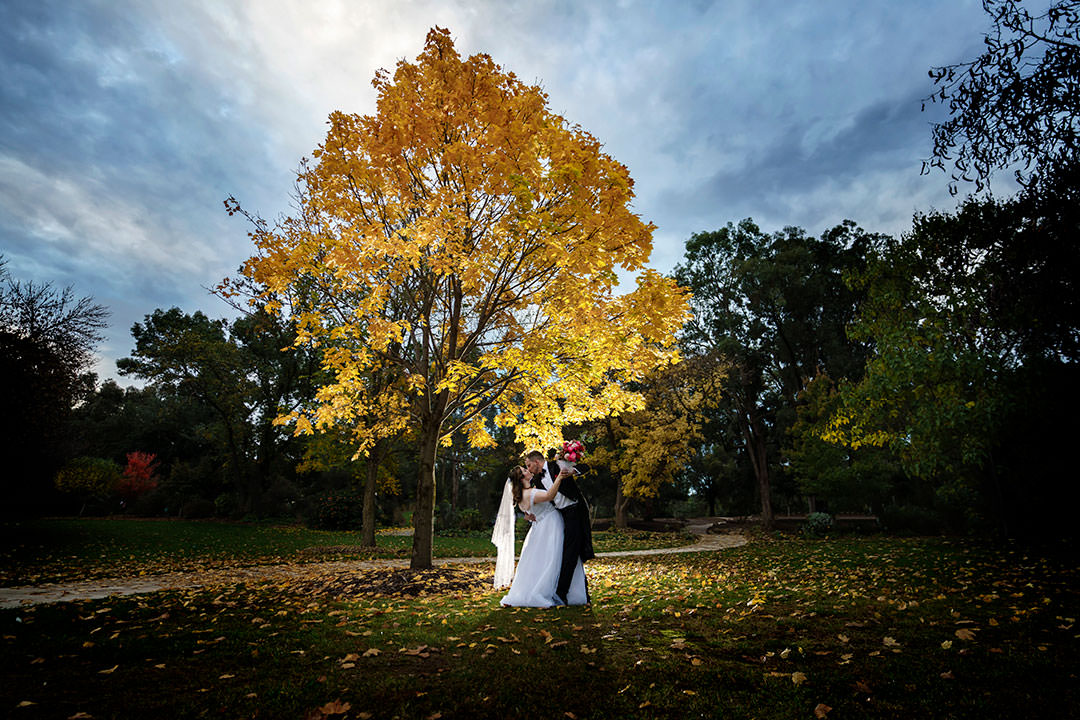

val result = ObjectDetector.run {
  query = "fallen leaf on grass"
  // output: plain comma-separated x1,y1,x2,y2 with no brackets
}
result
98,665,118,675
18,701,35,708
362,648,380,657
955,628,977,641
792,672,808,685
318,699,351,715
814,703,832,718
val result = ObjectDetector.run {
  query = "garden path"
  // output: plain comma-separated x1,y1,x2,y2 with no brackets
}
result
0,521,746,609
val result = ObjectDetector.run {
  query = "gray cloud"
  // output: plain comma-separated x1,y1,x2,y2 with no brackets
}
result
0,0,997,382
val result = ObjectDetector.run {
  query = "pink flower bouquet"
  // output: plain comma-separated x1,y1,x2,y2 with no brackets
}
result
556,439,586,475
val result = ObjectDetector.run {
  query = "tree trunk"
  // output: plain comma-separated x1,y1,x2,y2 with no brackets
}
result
755,452,773,530
614,478,630,529
361,452,379,548
450,458,459,510
410,424,440,569
741,408,774,530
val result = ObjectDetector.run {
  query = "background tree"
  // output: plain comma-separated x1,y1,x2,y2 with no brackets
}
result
0,257,109,515
821,190,1080,535
54,457,121,516
674,220,879,528
115,451,160,503
232,28,689,568
923,0,1080,193
786,373,900,514
118,307,316,515
588,355,725,528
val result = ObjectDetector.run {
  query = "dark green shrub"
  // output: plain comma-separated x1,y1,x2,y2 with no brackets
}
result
307,488,365,530
434,502,459,532
881,503,945,535
54,457,121,515
180,498,216,519
457,508,483,531
802,511,834,538
263,478,299,518
214,493,238,518
55,457,121,498
130,488,170,517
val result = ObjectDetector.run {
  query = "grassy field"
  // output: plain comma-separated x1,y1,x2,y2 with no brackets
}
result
0,518,697,585
2,533,1077,718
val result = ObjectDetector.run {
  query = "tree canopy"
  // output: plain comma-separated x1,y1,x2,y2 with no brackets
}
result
1,257,108,514
923,0,1080,192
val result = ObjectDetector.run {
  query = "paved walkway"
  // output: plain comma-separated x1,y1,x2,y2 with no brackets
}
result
0,522,746,609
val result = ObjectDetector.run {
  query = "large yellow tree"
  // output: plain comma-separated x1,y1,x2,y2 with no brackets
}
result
233,28,689,568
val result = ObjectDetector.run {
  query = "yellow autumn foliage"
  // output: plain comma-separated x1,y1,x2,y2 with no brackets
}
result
233,27,689,453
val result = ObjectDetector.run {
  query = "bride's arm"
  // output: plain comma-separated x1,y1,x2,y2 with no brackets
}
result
530,470,569,504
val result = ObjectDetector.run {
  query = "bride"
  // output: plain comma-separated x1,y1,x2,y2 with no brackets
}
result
496,465,586,607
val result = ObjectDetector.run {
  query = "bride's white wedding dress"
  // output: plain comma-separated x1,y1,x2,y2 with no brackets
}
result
500,488,587,607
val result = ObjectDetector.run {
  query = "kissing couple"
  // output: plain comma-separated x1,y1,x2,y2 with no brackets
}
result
492,446,595,607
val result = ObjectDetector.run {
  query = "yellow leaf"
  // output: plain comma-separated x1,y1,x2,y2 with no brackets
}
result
792,671,808,685
319,700,351,715
98,665,118,675
955,628,977,641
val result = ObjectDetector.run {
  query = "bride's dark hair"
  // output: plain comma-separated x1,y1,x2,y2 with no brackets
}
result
509,466,527,506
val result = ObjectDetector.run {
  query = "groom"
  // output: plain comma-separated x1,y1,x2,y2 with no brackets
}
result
525,450,595,604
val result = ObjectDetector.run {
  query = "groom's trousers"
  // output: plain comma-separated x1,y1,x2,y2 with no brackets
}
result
556,501,594,604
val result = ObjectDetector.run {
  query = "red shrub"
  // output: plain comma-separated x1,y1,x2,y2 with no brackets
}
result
116,451,160,500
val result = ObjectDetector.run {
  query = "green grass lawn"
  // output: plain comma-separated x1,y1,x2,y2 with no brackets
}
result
0,518,697,585
2,534,1077,718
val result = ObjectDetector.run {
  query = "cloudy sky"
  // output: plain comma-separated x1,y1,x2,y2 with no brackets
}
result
1,0,1000,383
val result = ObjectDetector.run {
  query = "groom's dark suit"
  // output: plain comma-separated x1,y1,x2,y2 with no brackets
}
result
540,460,594,604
